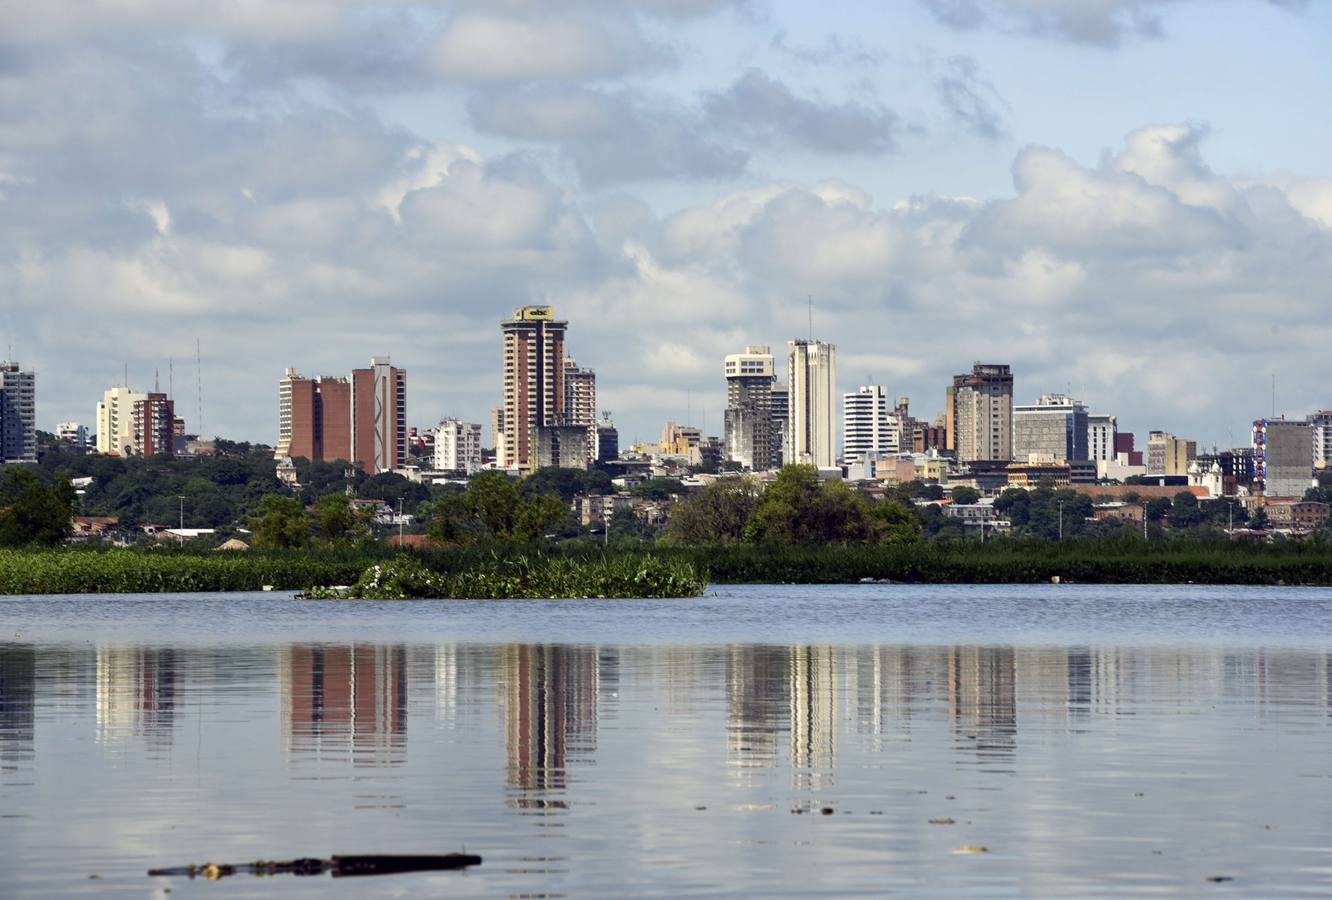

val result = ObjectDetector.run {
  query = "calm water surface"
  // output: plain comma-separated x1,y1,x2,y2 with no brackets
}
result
3,584,1332,897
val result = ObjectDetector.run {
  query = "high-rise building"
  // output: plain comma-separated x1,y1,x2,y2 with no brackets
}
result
278,358,406,472
0,362,36,463
950,364,1013,463
278,369,351,463
769,382,789,467
1114,432,1144,467
1252,418,1313,497
96,386,147,456
724,345,776,471
787,340,837,468
842,385,899,463
130,392,175,457
563,358,597,465
433,419,482,474
1086,414,1116,463
1310,411,1332,471
1013,394,1088,463
351,357,407,473
596,413,619,462
1146,431,1196,476
500,306,567,471
55,422,88,448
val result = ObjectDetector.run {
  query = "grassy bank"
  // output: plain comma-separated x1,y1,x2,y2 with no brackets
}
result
3,539,1332,596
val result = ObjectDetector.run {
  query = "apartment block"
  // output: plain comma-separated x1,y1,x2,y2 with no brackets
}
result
56,422,89,447
96,386,147,456
500,305,567,471
563,358,597,465
0,362,36,463
351,357,407,473
951,364,1014,463
130,393,175,457
433,418,483,475
1086,414,1117,463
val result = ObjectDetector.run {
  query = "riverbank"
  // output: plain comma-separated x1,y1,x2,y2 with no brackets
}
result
3,540,1331,595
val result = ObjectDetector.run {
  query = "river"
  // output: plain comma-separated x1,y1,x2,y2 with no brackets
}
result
3,584,1332,897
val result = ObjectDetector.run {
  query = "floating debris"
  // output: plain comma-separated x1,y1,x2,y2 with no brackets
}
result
1205,876,1235,883
928,817,956,825
148,854,481,880
820,807,835,816
952,845,988,854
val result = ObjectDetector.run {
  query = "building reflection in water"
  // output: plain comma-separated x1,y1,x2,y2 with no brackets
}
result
726,645,789,772
501,644,598,811
95,645,177,747
789,646,837,791
280,644,407,767
0,644,36,770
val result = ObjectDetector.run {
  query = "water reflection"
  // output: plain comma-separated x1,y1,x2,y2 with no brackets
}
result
7,629,1332,896
281,644,407,766
502,644,599,811
0,644,35,771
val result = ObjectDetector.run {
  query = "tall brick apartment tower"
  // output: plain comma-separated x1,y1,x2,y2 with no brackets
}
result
499,306,567,471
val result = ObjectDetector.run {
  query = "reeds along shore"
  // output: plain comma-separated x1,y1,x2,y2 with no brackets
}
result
4,540,1332,595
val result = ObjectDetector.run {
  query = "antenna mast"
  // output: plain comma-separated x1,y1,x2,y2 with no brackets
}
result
808,295,813,341
196,339,203,438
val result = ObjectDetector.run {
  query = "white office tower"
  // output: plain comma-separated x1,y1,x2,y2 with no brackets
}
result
787,340,837,468
842,386,899,463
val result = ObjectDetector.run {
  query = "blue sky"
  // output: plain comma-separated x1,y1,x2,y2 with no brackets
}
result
1,0,1329,450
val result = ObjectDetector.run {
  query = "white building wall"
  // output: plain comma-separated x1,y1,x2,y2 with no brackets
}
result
842,385,900,463
787,340,836,468
95,387,147,456
433,419,483,475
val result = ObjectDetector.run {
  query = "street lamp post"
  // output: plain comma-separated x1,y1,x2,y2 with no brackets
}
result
177,495,186,546
1057,500,1064,541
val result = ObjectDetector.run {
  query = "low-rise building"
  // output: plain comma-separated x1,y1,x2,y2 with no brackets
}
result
1006,452,1071,487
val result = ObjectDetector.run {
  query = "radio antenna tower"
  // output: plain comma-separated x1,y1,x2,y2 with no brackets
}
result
195,339,204,437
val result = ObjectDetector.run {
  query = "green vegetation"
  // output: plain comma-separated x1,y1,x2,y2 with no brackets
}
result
302,554,707,599
1,467,77,547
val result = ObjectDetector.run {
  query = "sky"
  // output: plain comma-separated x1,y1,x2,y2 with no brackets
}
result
2,0,1330,451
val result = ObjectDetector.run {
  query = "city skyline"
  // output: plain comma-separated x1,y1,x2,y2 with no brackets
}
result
2,2,1331,449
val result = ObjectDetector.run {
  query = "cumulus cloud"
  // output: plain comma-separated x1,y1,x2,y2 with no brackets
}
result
919,0,1305,47
427,10,671,82
468,86,747,184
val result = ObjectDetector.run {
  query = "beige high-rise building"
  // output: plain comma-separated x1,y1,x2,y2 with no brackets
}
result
950,364,1014,463
563,358,597,464
96,386,148,456
724,345,777,471
787,340,837,468
1146,431,1196,477
499,306,567,471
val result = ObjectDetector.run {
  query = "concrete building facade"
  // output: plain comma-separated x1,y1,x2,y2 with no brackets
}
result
96,386,147,456
724,345,776,471
56,422,89,447
0,362,36,463
1013,394,1088,463
350,357,407,473
1087,413,1117,463
842,385,899,463
951,364,1014,463
1310,411,1332,471
787,340,837,468
1146,431,1197,477
433,418,483,475
563,359,597,465
1253,418,1313,497
500,306,567,471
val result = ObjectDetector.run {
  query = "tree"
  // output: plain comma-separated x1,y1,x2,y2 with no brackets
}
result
1168,491,1203,529
0,468,76,546
512,493,569,542
869,499,921,544
632,478,685,501
665,478,761,544
744,465,874,545
468,472,521,537
994,488,1030,527
949,486,981,506
312,493,372,546
1145,497,1172,523
249,494,309,549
